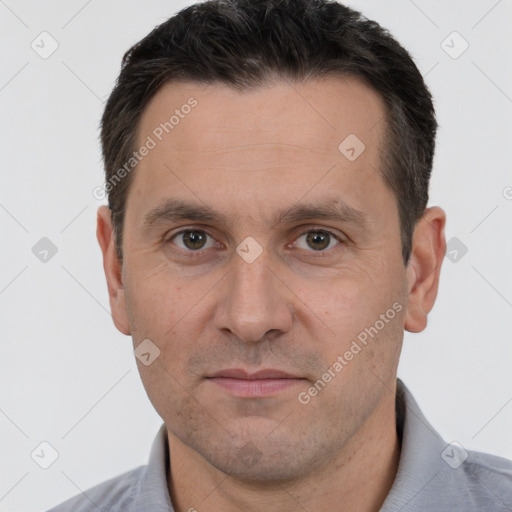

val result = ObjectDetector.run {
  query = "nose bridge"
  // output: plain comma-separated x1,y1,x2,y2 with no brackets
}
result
214,247,293,343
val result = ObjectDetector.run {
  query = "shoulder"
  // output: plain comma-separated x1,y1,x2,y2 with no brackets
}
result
46,466,145,512
390,381,512,510
458,449,512,507
425,447,512,510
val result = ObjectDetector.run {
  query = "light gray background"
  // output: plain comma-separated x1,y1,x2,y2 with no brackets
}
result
1,0,511,510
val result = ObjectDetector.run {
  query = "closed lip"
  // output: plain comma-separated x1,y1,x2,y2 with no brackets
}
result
208,369,302,380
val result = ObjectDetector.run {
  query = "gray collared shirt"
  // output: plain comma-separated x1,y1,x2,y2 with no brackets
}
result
47,380,512,511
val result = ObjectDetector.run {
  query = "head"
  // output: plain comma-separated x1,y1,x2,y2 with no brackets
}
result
97,0,446,484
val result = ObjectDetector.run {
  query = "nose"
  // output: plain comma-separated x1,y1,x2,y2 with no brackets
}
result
213,250,294,344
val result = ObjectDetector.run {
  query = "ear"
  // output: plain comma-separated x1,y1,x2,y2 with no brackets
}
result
96,206,131,335
404,206,446,333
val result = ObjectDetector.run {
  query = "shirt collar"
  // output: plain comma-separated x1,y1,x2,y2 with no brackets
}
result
379,378,448,511
131,422,175,511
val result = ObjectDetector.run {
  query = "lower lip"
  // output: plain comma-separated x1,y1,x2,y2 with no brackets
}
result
208,377,304,397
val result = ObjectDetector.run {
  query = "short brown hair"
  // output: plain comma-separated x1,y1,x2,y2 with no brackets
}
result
101,0,437,264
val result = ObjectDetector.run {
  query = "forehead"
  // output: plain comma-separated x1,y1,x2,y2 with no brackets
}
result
127,76,392,230
136,76,385,159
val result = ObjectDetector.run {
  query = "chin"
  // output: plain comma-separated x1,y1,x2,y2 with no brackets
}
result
197,430,327,484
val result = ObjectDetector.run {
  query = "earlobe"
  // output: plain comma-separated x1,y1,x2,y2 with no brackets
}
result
404,207,446,334
96,206,131,335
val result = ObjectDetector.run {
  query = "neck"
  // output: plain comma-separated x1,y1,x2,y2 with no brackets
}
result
167,386,400,512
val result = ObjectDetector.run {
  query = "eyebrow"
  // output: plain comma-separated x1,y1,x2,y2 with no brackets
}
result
142,198,371,231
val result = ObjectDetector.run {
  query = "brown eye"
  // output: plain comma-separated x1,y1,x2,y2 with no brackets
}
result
295,230,340,252
171,230,214,251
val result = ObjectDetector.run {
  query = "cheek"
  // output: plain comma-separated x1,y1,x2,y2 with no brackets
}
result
136,358,202,434
317,260,406,359
124,259,193,336
124,288,197,400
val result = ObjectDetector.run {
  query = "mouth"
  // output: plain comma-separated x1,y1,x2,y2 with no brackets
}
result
206,369,306,398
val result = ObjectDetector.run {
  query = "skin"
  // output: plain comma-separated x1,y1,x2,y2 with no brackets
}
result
97,76,446,512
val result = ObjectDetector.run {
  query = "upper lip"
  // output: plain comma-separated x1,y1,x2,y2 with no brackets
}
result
208,369,301,380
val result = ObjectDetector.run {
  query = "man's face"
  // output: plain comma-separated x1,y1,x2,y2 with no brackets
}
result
116,77,410,480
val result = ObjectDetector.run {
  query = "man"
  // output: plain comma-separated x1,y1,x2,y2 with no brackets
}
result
48,0,512,510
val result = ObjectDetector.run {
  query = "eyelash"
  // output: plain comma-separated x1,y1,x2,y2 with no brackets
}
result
165,227,344,256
